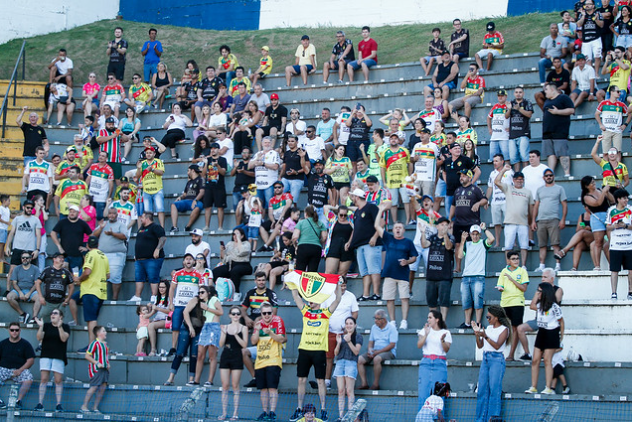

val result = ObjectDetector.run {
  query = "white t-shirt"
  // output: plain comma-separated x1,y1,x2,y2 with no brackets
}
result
537,302,563,330
571,65,596,91
185,241,211,268
218,138,234,165
417,395,444,420
286,120,307,145
24,160,53,193
0,205,9,231
488,168,513,205
336,113,351,145
166,115,188,131
552,349,565,368
522,164,548,197
300,136,326,161
481,324,508,353
489,106,510,141
209,113,227,128
420,328,452,356
416,109,442,133
88,171,112,203
53,57,74,75
605,205,632,251
412,142,440,182
254,150,280,189
322,290,360,334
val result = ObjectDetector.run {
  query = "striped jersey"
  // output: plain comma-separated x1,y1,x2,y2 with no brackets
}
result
268,192,293,221
606,205,632,251
55,159,79,178
98,128,123,163
113,183,138,204
87,339,109,378
488,103,509,141
412,142,440,182
379,146,410,188
596,99,628,133
299,305,332,351
140,159,165,194
109,200,137,230
87,163,114,202
464,76,485,99
103,83,123,103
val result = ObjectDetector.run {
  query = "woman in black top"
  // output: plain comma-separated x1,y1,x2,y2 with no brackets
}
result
218,305,248,420
325,205,354,277
193,135,211,164
151,62,173,110
408,118,427,151
580,176,614,270
35,310,70,412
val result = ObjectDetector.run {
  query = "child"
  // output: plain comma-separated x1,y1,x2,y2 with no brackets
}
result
297,403,323,422
551,344,571,394
136,305,151,356
379,108,411,131
81,326,109,414
560,22,575,40
430,121,447,147
250,46,273,86
247,200,262,251
415,382,451,422
420,28,446,76
496,250,529,361
0,194,10,270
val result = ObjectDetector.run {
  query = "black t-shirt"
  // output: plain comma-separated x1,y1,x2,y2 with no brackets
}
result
109,38,128,63
241,287,278,317
426,233,455,281
233,160,256,192
348,117,370,143
135,222,166,259
598,6,615,30
581,12,602,42
546,69,571,95
332,39,355,61
0,338,35,369
200,76,224,100
509,99,534,138
265,104,288,129
21,123,47,157
282,149,309,180
39,266,73,303
41,323,70,364
450,29,470,55
52,219,92,257
279,243,296,263
454,184,485,226
307,173,334,207
205,156,228,188
615,17,632,36
442,156,476,196
543,94,575,139
182,176,204,200
184,81,201,101
429,39,447,56
350,203,382,249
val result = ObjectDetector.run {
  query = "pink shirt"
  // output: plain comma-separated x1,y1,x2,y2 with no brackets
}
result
282,217,297,232
83,82,101,97
138,314,150,328
32,208,46,236
82,205,96,242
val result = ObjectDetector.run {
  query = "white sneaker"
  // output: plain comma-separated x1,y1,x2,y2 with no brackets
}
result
389,320,397,328
232,292,242,302
534,264,545,272
128,295,142,302
150,295,157,303
554,263,561,271
399,320,408,330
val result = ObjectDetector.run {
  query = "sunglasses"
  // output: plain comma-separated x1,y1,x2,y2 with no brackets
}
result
21,256,31,260
339,214,347,217
230,312,241,316
486,315,492,320
51,311,60,315
196,257,205,260
261,311,272,316
108,77,115,80
10,329,20,332
305,130,314,133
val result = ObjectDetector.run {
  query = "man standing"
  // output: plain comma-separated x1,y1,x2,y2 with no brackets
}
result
347,26,378,82
22,146,54,202
421,217,455,320
411,127,442,197
286,35,317,86
203,143,228,232
380,134,411,224
289,282,342,422
496,251,529,360
307,160,335,227
535,57,571,109
448,18,470,62
4,200,41,290
255,93,287,149
448,63,485,119
185,229,211,268
599,47,630,103
577,0,604,70
170,165,205,232
345,105,373,173
47,48,74,88
442,143,480,218
487,89,510,162
522,150,549,201
323,31,355,84
132,213,166,302
167,254,202,356
301,125,327,163
15,106,49,166
51,203,92,271
34,253,74,322
424,50,459,100
86,151,114,221
605,188,632,299
97,116,129,179
54,146,79,182
141,28,163,83
7,252,40,323
249,137,280,210
542,83,575,177
595,85,629,155
317,108,336,152
532,169,567,272
506,87,534,171
0,323,35,410
109,186,138,235
93,208,128,301
487,154,513,246
474,21,504,71
538,24,568,83
374,203,418,330
106,27,128,82
281,135,310,202
137,146,166,228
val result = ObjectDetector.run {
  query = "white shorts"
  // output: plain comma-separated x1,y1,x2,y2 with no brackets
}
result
40,358,65,375
491,203,506,226
136,326,149,340
504,224,529,250
104,100,120,110
388,187,411,207
581,38,602,62
476,49,501,58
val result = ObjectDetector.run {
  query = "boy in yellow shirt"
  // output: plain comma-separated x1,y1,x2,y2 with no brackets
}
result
496,250,529,360
250,46,273,86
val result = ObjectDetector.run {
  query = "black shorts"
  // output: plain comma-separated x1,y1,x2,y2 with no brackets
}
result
219,350,244,370
453,223,471,243
610,249,632,272
204,185,227,208
269,260,287,270
553,363,564,378
534,327,561,351
54,70,71,86
346,139,365,162
297,349,326,379
426,280,452,308
10,249,32,266
107,61,126,82
333,182,350,191
326,237,354,262
503,305,525,327
261,219,273,232
259,126,281,137
255,365,281,390
257,72,267,79
27,190,48,203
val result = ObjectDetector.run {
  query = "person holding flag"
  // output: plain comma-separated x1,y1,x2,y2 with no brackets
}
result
136,146,165,228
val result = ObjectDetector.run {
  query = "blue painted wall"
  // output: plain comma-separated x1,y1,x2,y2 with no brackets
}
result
119,0,261,31
507,0,577,16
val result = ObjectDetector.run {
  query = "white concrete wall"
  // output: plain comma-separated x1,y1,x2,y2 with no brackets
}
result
0,0,119,45
259,0,510,29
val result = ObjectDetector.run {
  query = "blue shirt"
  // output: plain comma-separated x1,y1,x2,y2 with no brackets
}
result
369,323,398,357
142,40,163,64
381,231,418,281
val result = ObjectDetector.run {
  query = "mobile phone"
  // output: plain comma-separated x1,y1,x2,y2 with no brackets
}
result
220,241,225,247
356,102,362,110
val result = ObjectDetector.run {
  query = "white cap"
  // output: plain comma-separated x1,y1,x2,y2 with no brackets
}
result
190,228,204,236
469,224,482,234
68,204,80,212
350,188,366,198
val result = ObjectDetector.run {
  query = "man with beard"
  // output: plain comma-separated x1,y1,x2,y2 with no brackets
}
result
185,229,211,268
93,208,127,301
170,165,205,232
51,204,92,271
96,117,129,180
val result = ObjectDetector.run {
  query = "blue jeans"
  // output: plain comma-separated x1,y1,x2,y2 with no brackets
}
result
95,202,107,221
476,351,506,422
143,63,158,83
314,206,329,227
65,255,84,275
135,258,164,285
282,178,303,204
418,357,448,410
490,140,510,162
232,191,243,212
538,58,553,83
143,190,165,213
257,186,274,209
444,195,454,220
460,276,485,310
170,326,200,378
509,136,530,165
23,156,36,167
223,71,236,88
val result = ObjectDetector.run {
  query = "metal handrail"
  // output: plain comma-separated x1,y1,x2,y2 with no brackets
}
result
1,40,26,138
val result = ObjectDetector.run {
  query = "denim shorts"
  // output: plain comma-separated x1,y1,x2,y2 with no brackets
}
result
428,81,457,91
348,59,377,70
590,211,607,232
143,189,165,213
509,136,530,164
460,275,485,310
198,322,221,347
247,226,260,239
174,199,204,212
434,178,446,197
292,64,314,73
0,228,6,243
82,293,104,322
356,244,383,277
105,252,126,284
333,358,358,380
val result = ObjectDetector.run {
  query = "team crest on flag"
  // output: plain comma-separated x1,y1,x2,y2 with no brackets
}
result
284,270,340,303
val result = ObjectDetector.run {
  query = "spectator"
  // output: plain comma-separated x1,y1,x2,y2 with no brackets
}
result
496,250,530,360
322,205,354,277
456,223,494,328
286,35,317,86
230,147,256,210
72,134,94,175
349,189,383,301
285,108,307,147
416,310,451,410
345,105,373,173
229,82,251,117
324,144,352,205
525,283,564,394
570,54,597,108
124,73,154,114
472,305,510,422
333,106,353,152
420,217,455,321
231,102,260,155
250,46,273,87
15,106,49,166
522,150,549,202
109,186,138,235
215,228,252,302
424,51,459,100
255,93,287,150
577,0,604,70
136,146,166,227
252,302,286,421
487,154,512,246
54,146,80,182
217,45,239,87
100,73,125,118
152,62,173,110
380,134,411,224
96,104,118,131
442,142,480,218
192,285,223,386
432,90,450,122
416,382,451,422
323,31,355,83
306,160,335,226
141,28,163,83
409,195,441,287
487,89,510,162
420,28,446,76
162,103,193,160
170,165,205,232
410,127,442,201
34,309,69,412
47,48,73,89
147,281,170,356
534,57,571,109
495,166,534,265
217,305,248,420
228,67,252,98
195,66,224,122
93,208,127,301
542,83,575,177
186,229,211,268
0,322,35,410
7,251,40,323
292,205,327,272
415,97,442,135
80,326,109,413
374,202,418,329
46,83,75,126
22,146,54,202
448,63,485,119
606,188,632,298
132,212,166,301
202,142,228,232
106,27,128,81
259,181,293,250
85,151,114,221
81,73,100,117
595,85,630,154
302,125,327,164
611,6,632,53
448,18,470,62
556,209,597,270
347,26,378,82
34,253,74,323
249,136,281,209
558,10,577,43
455,115,478,146
475,21,504,71
213,83,234,113
279,136,308,203
251,83,270,114
193,125,213,155
332,315,362,420
216,128,235,168
0,195,9,270
4,200,41,290
599,48,630,103
357,309,398,390
532,169,568,271
539,24,569,83
506,87,534,171
97,115,129,180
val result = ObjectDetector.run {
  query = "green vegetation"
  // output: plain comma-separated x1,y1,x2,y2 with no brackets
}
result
0,13,560,83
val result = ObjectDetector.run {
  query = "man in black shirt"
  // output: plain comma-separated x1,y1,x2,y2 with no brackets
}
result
132,212,166,301
598,0,614,53
441,143,480,219
307,160,335,226
542,83,575,177
255,94,288,149
448,18,470,62
0,322,35,409
170,165,205,233
420,217,455,320
203,143,228,232
194,66,224,122
50,204,92,272
231,146,256,211
577,0,604,70
323,30,355,83
15,106,49,165
345,104,373,173
281,135,310,202
35,253,74,321
534,58,570,109
506,87,534,170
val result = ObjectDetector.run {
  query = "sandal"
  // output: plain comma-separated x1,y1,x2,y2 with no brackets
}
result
554,250,566,260
230,417,239,421
217,415,227,421
570,268,577,271
163,381,174,386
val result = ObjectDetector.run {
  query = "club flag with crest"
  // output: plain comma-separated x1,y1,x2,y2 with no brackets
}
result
284,270,339,303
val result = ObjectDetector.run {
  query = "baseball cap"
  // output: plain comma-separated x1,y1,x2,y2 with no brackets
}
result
273,181,283,187
543,168,554,175
68,204,80,212
188,164,201,172
486,21,495,31
270,93,279,100
261,46,270,51
120,176,129,182
51,252,65,259
314,159,325,166
421,195,434,202
437,216,450,225
105,117,116,123
441,50,450,56
470,224,482,234
576,53,586,61
301,35,310,40
420,128,432,134
513,171,525,179
210,142,220,149
350,188,367,198
190,228,204,236
459,169,473,178
366,175,379,184
145,146,156,152
497,89,507,96
449,142,461,149
66,146,77,153
87,236,99,248
23,199,34,207
239,185,249,193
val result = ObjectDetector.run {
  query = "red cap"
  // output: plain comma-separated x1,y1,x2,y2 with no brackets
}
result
145,146,156,152
270,93,279,100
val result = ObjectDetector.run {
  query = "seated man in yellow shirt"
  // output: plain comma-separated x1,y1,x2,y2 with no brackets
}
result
285,35,317,86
